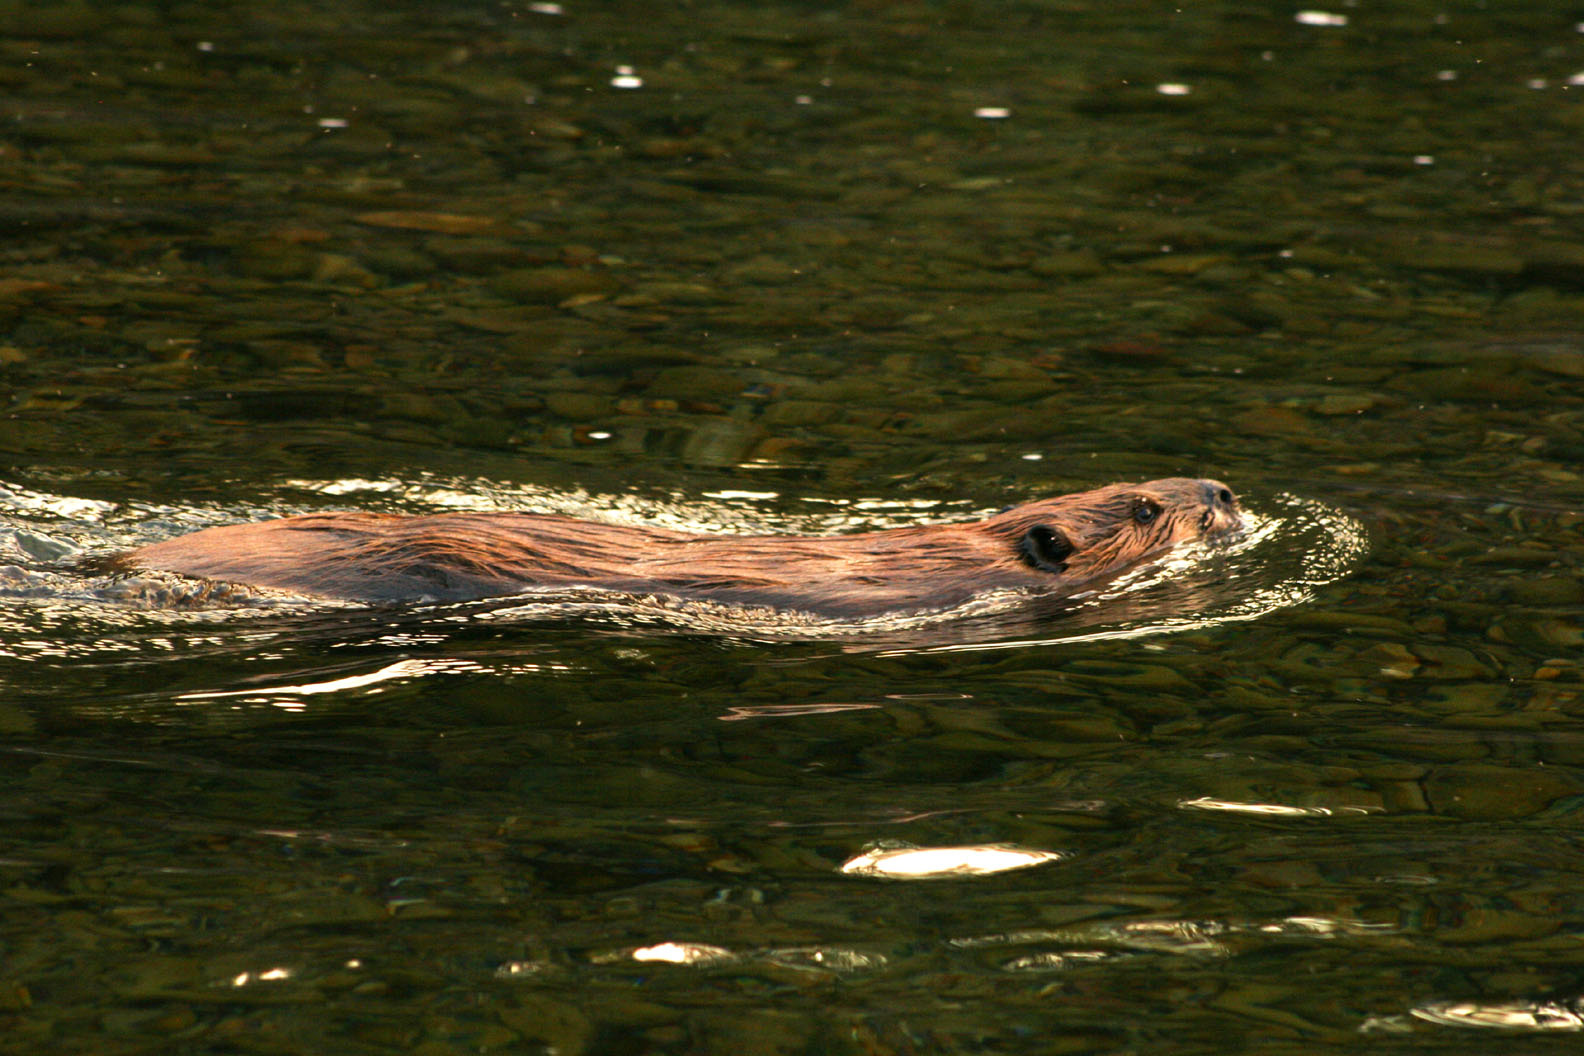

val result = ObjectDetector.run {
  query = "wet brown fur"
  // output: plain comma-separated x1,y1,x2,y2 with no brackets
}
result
120,478,1241,616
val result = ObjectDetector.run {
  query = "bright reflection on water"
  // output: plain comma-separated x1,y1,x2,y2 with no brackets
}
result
840,843,1066,879
230,967,293,987
952,919,1229,957
171,656,577,711
1178,796,1378,818
620,942,884,975
630,942,733,966
1410,1001,1584,1031
717,701,882,721
511,911,1411,995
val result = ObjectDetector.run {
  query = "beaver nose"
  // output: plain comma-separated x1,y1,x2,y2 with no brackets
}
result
1200,479,1241,534
1202,481,1237,511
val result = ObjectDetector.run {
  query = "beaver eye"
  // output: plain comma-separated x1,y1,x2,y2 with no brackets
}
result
1020,524,1075,574
1132,500,1160,526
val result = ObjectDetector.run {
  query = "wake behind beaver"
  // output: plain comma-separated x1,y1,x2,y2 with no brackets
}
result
117,479,1242,618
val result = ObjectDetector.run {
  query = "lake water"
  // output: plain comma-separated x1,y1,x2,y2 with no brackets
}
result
4,0,1584,1051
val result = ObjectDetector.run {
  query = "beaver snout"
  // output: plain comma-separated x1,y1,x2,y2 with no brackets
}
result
1201,479,1242,535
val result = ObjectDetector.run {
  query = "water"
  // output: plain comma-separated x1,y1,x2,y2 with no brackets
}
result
3,0,1584,1051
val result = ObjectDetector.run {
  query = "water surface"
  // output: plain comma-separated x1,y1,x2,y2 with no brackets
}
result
3,0,1584,1052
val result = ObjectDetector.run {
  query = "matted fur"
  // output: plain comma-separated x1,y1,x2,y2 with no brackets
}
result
121,478,1241,616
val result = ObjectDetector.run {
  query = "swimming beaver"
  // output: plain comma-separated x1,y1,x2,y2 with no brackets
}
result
120,478,1241,616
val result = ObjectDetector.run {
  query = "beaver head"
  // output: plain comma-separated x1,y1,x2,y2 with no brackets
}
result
987,478,1241,584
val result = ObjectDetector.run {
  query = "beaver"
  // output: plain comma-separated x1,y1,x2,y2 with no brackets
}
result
119,478,1241,617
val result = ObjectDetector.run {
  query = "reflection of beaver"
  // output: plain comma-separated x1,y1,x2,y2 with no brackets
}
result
121,479,1241,616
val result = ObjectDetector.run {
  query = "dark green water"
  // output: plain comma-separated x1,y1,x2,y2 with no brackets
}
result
4,0,1584,1051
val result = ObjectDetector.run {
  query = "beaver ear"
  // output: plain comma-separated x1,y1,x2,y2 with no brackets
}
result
1020,524,1075,573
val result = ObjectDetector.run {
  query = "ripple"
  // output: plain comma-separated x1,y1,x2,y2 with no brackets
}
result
840,843,1067,879
629,942,735,966
1178,796,1379,818
1411,1000,1584,1031
949,919,1229,957
616,941,885,975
